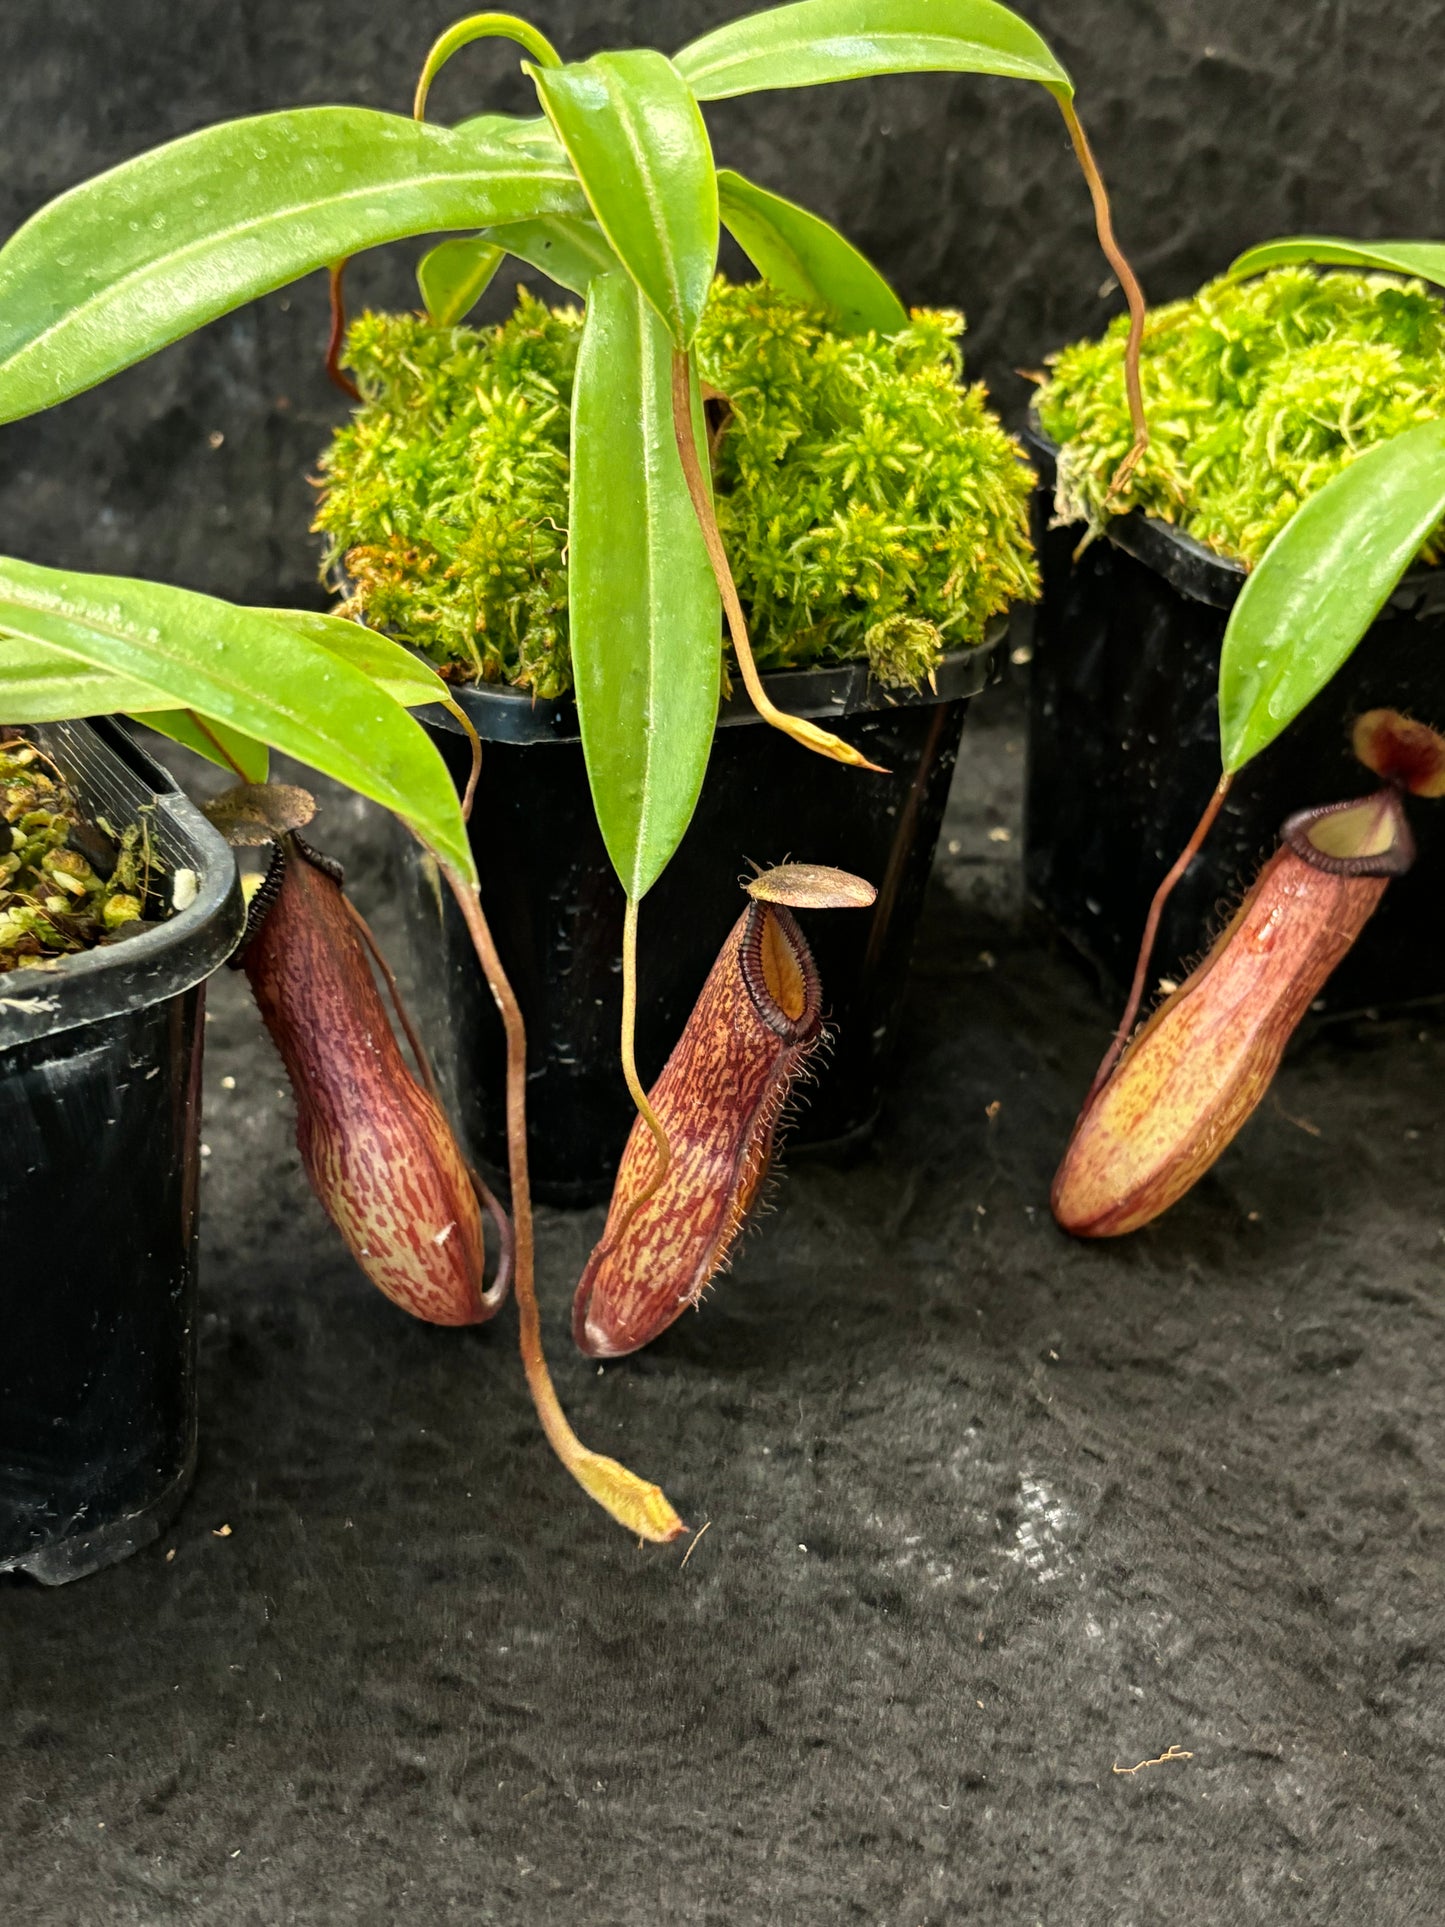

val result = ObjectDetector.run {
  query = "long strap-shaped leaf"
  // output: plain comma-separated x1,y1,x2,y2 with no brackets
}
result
0,636,277,778
0,108,587,423
1218,421,1445,772
672,2,1151,476
2,609,449,790
569,271,720,901
0,558,473,878
0,636,170,723
1229,237,1445,290
717,169,906,334
141,606,458,780
674,0,1072,100
416,237,507,326
482,215,619,296
436,105,902,333
256,609,455,711
136,713,273,784
530,51,718,347
418,175,905,330
419,214,618,313
0,610,444,719
454,109,562,152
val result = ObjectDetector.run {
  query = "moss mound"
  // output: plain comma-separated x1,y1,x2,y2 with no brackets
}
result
1036,266,1445,566
314,280,1037,698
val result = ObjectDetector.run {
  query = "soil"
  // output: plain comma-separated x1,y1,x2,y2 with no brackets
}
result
2,683,1443,1924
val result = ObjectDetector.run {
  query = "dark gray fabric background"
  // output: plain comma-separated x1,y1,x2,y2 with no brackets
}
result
4,9,1445,1924
0,0,1441,607
7,710,1445,1925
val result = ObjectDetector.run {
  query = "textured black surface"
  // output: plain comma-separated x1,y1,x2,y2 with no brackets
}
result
1,0,1442,606
3,699,1444,1923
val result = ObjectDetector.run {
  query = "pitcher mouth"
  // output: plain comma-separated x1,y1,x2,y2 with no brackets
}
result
1281,788,1415,879
739,901,823,1044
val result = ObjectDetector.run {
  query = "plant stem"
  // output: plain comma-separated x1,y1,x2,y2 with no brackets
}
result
669,349,886,776
326,263,360,402
1088,773,1233,1100
1056,98,1148,495
413,12,562,122
440,860,685,1544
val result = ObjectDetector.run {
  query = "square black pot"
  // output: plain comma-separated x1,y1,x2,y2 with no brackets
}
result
388,636,1003,1206
0,720,243,1584
1023,421,1445,1013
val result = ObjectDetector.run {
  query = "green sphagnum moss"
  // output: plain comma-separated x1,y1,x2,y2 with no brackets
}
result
1036,266,1445,566
313,279,1038,698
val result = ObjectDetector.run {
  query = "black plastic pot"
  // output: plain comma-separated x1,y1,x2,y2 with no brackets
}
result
0,720,243,1585
391,634,1003,1205
1023,418,1445,1011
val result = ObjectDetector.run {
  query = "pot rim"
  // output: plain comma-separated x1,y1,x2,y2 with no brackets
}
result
0,718,245,1052
1023,409,1445,614
422,612,1009,746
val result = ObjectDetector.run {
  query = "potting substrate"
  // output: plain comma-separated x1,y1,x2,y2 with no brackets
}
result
2,692,1441,1925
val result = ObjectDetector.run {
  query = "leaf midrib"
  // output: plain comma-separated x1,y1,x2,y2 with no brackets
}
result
0,155,579,382
631,293,664,897
682,32,1063,94
0,583,379,745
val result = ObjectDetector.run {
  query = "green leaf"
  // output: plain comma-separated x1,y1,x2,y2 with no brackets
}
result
479,213,619,297
138,711,270,783
569,271,720,898
1229,237,1445,289
454,110,562,155
437,115,617,301
717,169,907,334
418,235,506,324
0,108,587,424
414,12,562,123
529,51,718,347
257,608,452,709
1218,421,1445,772
0,632,267,776
674,0,1072,101
0,630,171,721
2,604,443,782
0,558,474,879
